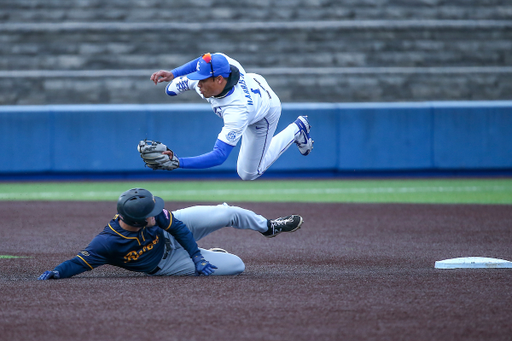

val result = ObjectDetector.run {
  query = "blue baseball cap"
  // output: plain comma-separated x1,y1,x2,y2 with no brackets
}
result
187,53,231,80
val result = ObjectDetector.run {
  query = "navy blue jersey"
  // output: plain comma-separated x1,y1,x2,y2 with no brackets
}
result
54,209,200,278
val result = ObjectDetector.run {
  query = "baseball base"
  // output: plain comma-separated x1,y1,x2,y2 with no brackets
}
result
435,257,512,269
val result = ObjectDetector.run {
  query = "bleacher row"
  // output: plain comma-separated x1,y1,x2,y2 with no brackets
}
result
1,0,512,104
5,0,512,21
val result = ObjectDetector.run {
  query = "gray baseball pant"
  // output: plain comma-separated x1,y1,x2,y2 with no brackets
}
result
150,203,268,276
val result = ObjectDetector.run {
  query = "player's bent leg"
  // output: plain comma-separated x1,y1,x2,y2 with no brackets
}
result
200,248,245,275
223,204,268,233
237,169,260,181
236,108,280,180
258,115,313,173
247,106,310,175
173,203,268,241
149,235,245,276
258,121,297,170
149,245,196,276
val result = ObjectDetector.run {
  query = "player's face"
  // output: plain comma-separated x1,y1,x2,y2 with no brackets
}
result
197,76,224,98
145,216,156,227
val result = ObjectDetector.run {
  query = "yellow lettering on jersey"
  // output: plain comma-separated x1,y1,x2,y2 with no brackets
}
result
125,251,139,262
123,235,160,263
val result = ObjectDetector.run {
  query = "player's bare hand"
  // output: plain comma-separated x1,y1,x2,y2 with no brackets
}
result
162,150,173,159
150,70,174,85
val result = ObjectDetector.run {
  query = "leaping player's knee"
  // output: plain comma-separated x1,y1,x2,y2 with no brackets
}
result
237,169,261,181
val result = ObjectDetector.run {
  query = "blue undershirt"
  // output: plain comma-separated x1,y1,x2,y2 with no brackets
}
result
171,58,201,78
179,139,234,169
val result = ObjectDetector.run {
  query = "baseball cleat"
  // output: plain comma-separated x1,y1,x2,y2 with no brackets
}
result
294,116,314,156
262,215,303,238
208,247,228,253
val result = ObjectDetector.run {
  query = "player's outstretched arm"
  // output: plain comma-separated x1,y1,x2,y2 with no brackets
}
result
165,76,197,97
138,140,180,171
178,139,234,169
150,57,200,85
150,70,174,85
38,270,60,280
38,257,91,280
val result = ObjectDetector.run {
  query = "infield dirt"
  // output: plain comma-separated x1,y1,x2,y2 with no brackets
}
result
1,201,511,341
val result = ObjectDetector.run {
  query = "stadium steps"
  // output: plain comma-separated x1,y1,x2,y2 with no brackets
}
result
1,1,512,104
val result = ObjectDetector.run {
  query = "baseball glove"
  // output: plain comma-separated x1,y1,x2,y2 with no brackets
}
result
137,139,180,171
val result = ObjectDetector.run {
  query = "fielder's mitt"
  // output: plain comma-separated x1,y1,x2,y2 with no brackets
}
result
137,139,179,171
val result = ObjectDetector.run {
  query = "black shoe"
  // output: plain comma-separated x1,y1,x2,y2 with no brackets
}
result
262,215,303,238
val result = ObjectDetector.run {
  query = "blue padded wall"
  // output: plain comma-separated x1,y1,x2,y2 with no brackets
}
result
0,101,511,176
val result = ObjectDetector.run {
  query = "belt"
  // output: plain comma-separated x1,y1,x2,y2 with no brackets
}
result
148,266,160,275
148,236,172,275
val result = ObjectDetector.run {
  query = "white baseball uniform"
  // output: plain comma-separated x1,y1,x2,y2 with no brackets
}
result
166,54,301,180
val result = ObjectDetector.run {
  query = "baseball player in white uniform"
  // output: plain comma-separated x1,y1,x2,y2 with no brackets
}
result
149,52,314,180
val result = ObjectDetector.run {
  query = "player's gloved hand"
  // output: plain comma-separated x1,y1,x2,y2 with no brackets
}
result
137,139,180,171
192,255,217,276
38,270,60,280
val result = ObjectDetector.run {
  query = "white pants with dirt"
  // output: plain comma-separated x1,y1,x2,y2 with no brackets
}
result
150,203,268,276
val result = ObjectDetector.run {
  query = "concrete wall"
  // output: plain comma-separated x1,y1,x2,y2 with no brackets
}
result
0,101,510,178
2,0,512,105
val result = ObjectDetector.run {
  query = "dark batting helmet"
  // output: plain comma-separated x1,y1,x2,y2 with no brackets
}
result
117,188,165,227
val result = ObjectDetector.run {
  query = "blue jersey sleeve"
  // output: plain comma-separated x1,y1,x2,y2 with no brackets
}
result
179,139,234,169
156,209,201,259
54,257,91,279
54,235,111,278
171,57,201,77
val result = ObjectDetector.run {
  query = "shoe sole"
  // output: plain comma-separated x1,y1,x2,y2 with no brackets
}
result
208,247,228,253
265,216,304,238
297,138,314,156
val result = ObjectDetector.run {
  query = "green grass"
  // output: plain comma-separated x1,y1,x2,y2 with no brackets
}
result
0,255,31,259
0,178,511,204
